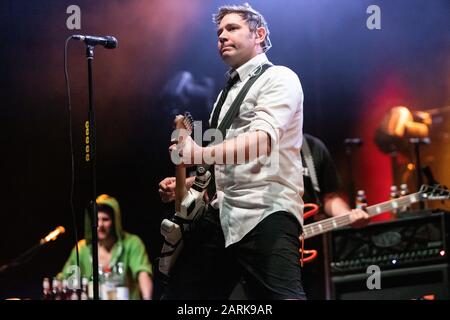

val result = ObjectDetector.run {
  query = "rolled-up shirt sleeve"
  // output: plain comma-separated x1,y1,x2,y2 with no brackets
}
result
249,66,303,145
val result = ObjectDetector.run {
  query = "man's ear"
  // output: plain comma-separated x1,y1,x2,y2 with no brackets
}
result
255,27,266,46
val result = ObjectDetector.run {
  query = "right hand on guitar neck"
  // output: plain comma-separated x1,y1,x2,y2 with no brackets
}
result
158,176,196,203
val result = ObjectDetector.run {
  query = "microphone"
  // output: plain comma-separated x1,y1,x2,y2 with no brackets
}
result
40,226,66,244
72,35,118,49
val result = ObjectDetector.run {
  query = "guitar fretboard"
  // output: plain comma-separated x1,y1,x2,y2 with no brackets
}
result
302,192,424,239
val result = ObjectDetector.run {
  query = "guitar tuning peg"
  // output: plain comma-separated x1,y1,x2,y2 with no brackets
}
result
184,111,193,121
182,111,194,131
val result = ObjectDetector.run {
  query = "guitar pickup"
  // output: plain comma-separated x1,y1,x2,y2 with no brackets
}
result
191,166,212,192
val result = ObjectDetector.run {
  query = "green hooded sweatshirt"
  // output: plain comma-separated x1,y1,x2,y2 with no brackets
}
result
59,194,152,300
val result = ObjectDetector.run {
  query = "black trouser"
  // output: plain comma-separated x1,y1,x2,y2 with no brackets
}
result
161,206,306,300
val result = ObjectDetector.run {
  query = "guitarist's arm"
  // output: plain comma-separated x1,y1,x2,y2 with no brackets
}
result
204,131,271,164
323,192,351,217
323,192,370,228
158,176,196,203
173,131,271,166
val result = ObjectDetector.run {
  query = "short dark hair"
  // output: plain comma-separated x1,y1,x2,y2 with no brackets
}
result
212,3,272,52
97,204,114,218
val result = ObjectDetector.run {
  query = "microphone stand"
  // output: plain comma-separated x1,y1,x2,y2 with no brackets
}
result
389,150,399,187
344,138,362,208
85,44,99,300
0,243,44,274
409,137,430,210
345,147,356,208
0,229,64,274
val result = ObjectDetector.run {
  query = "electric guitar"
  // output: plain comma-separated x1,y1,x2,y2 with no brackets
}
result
300,184,450,264
159,112,195,276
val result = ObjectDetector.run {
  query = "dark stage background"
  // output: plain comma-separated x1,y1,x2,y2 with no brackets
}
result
1,0,449,299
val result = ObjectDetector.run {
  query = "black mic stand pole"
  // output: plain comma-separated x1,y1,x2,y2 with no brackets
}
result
409,137,430,210
0,228,65,274
389,150,399,187
0,243,44,274
344,139,362,208
345,144,356,208
85,44,99,300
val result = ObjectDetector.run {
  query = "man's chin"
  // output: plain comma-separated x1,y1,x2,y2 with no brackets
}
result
221,53,238,67
220,51,232,60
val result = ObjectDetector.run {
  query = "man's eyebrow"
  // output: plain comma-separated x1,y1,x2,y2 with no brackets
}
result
217,23,241,36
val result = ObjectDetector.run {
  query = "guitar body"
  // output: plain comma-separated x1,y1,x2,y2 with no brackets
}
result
158,113,211,277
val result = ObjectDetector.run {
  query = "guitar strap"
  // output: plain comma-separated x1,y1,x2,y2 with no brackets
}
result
301,136,322,207
200,63,273,199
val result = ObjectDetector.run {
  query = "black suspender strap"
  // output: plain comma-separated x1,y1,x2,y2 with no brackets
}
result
301,136,321,194
199,63,272,198
214,63,272,139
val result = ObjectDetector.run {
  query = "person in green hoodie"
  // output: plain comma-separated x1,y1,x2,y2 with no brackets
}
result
59,194,153,300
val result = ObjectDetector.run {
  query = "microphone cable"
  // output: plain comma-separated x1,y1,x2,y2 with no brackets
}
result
64,35,82,296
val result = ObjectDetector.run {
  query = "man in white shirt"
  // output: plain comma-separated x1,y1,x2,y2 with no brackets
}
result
158,3,305,299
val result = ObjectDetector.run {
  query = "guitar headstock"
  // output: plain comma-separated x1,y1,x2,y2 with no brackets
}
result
419,184,450,201
173,112,194,135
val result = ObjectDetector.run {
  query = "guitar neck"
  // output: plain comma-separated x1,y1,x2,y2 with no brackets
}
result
172,113,192,213
175,165,186,213
302,191,424,239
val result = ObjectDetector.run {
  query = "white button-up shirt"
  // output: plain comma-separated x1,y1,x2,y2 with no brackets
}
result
209,53,304,247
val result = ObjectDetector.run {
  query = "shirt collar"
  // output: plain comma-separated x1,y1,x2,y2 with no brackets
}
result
226,53,270,83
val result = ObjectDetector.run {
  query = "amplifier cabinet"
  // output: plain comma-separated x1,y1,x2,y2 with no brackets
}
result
329,211,450,299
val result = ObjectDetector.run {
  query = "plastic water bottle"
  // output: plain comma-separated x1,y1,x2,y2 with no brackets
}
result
390,185,400,215
355,190,367,210
41,278,53,300
114,262,129,300
81,277,89,300
103,266,117,300
399,183,410,212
